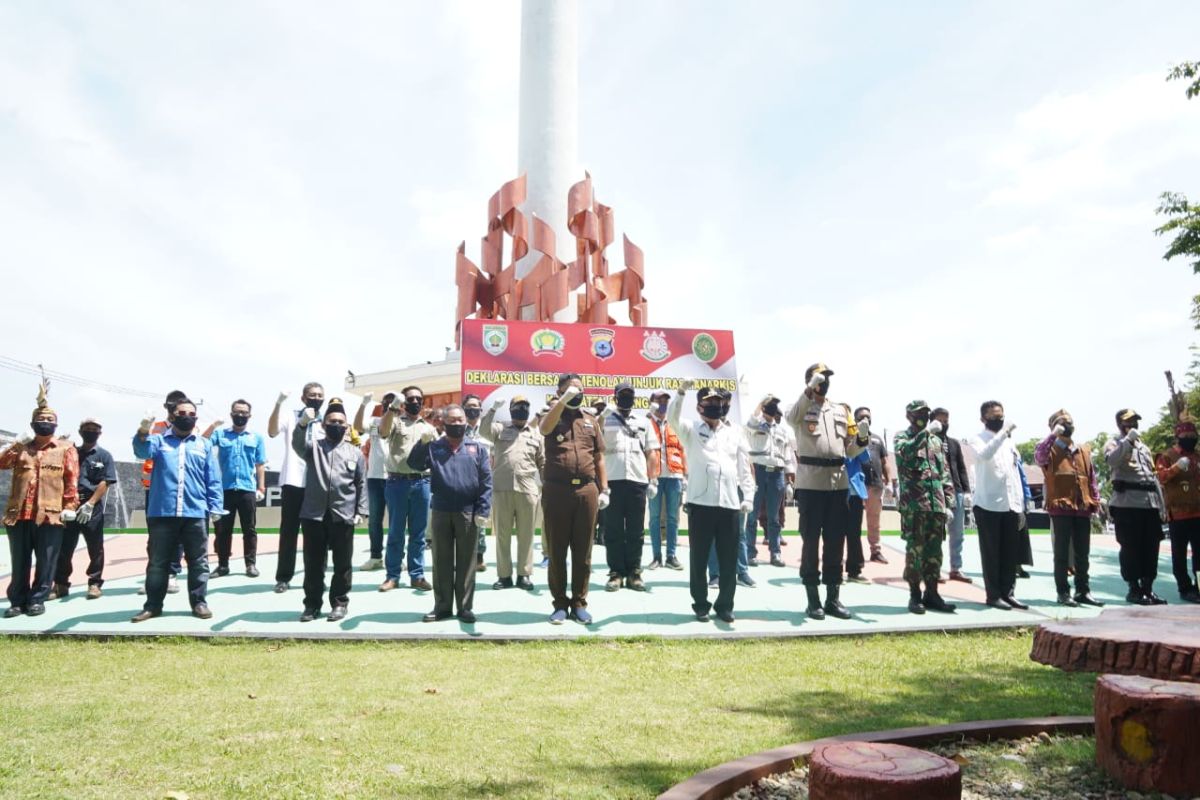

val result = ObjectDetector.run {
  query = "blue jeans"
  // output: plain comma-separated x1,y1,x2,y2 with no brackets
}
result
709,507,751,581
947,491,965,571
367,477,387,559
647,477,682,561
746,466,786,558
384,476,431,581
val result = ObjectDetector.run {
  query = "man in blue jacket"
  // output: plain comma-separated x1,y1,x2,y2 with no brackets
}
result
407,405,492,623
131,398,223,622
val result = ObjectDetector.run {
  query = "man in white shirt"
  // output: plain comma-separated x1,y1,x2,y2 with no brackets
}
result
670,382,755,623
267,381,325,594
352,392,393,571
964,400,1028,610
602,381,660,592
745,394,795,568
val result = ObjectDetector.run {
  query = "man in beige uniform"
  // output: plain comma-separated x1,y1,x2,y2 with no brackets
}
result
481,394,545,591
786,362,866,620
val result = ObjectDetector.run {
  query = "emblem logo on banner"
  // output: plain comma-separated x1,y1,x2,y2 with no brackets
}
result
530,328,566,357
590,327,616,360
640,330,671,363
692,333,719,363
482,324,509,356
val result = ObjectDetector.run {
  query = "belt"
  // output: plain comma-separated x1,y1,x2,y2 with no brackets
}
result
756,464,784,472
799,456,843,468
546,476,595,487
1112,479,1158,493
387,472,429,480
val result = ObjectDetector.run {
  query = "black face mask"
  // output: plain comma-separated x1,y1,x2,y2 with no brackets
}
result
984,418,1005,433
79,430,101,445
231,414,250,428
1180,438,1198,453
565,394,583,409
764,403,780,418
721,403,732,418
404,399,423,415
510,407,530,422
444,423,467,439
31,421,57,437
464,407,481,421
1061,424,1074,438
699,404,724,420
814,378,829,395
174,416,198,433
324,424,346,443
305,398,324,412
616,395,635,411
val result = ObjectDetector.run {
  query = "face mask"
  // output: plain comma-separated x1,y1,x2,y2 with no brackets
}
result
937,423,948,436
231,414,250,428
1180,438,1198,453
305,398,323,412
79,430,101,445
764,403,780,418
404,399,423,415
465,407,481,421
31,421,57,437
1061,424,1074,438
174,416,198,433
444,423,467,439
324,424,347,443
985,418,1005,433
721,403,731,418
565,394,583,409
616,395,635,410
510,407,530,422
699,404,724,420
813,378,829,394
655,401,668,414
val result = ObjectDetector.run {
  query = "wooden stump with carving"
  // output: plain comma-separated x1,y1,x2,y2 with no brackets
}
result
808,741,961,800
1094,673,1200,796
1030,605,1200,681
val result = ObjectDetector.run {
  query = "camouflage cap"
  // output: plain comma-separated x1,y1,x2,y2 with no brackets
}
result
906,399,930,414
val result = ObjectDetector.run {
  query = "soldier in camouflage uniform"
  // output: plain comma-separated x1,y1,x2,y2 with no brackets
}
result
893,400,956,615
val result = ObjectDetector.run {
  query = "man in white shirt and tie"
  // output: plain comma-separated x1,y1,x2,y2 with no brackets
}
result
965,400,1028,610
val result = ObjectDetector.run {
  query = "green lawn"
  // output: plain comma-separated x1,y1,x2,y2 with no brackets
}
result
0,629,1091,799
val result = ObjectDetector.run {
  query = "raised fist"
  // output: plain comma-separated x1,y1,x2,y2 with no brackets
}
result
1002,421,1017,437
1178,456,1191,472
563,385,582,399
300,407,317,427
1126,428,1141,444
492,398,506,410
1053,424,1065,437
389,395,404,411
856,419,871,437
275,391,290,406
807,372,825,390
678,379,696,393
361,392,374,406
927,419,943,435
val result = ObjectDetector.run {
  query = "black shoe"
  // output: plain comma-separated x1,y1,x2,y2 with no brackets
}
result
923,585,956,613
300,608,319,622
1002,595,1029,610
869,550,888,565
25,603,45,617
422,611,452,622
1016,568,1031,579
1180,588,1200,604
716,610,734,623
274,582,289,594
805,586,825,620
457,610,476,624
695,610,711,622
908,584,925,615
665,556,684,571
492,577,514,590
3,606,23,618
986,597,1012,610
1057,592,1079,607
192,603,213,620
1144,591,1168,605
246,565,260,578
212,565,231,578
1126,582,1149,605
1075,592,1105,607
516,576,535,591
824,585,851,619
327,606,347,622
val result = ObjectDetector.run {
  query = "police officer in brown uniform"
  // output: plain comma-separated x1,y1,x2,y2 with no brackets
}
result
785,362,865,620
539,373,608,625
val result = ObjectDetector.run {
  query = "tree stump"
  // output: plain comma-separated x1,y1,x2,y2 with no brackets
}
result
1030,605,1200,681
1094,674,1200,796
808,741,961,800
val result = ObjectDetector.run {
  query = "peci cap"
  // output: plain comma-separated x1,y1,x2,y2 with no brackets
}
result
906,399,930,414
325,397,347,417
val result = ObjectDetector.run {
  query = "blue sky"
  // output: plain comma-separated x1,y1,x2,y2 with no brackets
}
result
1,1,1197,463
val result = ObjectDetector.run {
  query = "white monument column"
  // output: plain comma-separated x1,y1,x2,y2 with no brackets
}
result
517,0,578,321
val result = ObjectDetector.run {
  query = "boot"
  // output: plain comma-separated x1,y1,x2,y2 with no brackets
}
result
923,581,956,613
823,585,851,619
1142,578,1167,605
805,585,825,620
907,582,926,615
1126,581,1149,605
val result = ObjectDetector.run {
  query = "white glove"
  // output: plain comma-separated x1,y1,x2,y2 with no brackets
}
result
60,508,77,523
76,503,94,524
1052,424,1065,436
927,419,943,435
681,476,688,493
678,379,696,393
138,412,156,435
255,490,265,503
562,386,582,401
361,392,374,406
1178,456,1191,471
275,390,289,407
353,514,364,526
597,489,611,510
389,395,404,411
785,484,795,503
1002,421,1017,437
807,372,825,390
740,500,754,513
597,404,613,419
299,407,317,427
210,510,229,525
491,398,505,410
964,492,973,508
856,419,870,437
1126,428,1141,444
1025,499,1036,513
647,480,658,500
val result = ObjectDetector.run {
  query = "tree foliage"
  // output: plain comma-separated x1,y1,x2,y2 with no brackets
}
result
1167,60,1200,100
1016,438,1039,465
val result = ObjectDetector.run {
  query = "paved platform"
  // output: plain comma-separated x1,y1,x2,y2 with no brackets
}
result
0,531,1178,640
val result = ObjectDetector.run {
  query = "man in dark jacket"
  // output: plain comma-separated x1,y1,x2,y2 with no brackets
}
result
932,408,973,583
408,405,492,623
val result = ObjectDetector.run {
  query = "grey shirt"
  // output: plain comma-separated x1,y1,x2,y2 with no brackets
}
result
292,423,368,523
1104,434,1163,511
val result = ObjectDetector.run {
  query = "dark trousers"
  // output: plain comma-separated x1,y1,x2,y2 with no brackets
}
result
366,477,387,559
604,480,647,577
301,512,353,612
1050,515,1091,594
5,521,63,608
276,484,304,583
543,483,599,611
975,507,1019,601
1112,506,1163,583
845,493,865,577
1169,517,1200,593
56,514,105,589
688,504,739,615
214,489,258,567
429,509,478,616
145,489,184,575
797,489,848,587
143,517,208,613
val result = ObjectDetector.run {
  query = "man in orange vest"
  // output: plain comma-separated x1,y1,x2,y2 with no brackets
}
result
1156,418,1200,603
646,391,686,570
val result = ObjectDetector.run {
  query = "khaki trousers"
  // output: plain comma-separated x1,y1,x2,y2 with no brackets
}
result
494,490,539,579
866,485,884,549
